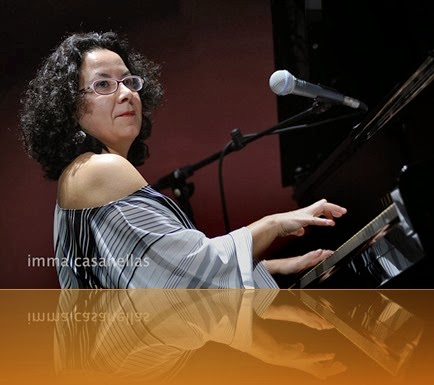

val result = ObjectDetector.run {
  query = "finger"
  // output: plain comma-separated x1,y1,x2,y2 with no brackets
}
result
325,203,347,217
323,210,333,220
314,249,333,263
312,200,347,218
289,228,305,237
302,249,333,269
310,217,336,227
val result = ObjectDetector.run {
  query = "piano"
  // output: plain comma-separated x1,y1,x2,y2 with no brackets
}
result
284,52,434,289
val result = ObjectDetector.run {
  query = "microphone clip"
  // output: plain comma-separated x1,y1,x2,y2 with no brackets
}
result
229,128,246,151
312,97,336,113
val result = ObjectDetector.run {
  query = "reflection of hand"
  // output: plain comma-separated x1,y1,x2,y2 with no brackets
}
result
262,303,335,331
263,249,334,275
248,326,347,380
272,343,347,380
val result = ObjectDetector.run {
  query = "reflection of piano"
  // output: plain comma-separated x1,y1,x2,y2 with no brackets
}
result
289,53,434,288
295,290,425,376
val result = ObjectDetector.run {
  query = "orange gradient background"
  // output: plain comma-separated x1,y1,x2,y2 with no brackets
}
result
1,289,433,385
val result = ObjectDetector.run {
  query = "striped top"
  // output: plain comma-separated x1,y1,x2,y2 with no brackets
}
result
54,185,278,289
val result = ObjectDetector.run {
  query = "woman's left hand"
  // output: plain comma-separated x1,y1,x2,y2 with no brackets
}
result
263,249,333,275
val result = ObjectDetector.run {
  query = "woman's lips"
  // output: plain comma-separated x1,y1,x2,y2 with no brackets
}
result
118,111,135,117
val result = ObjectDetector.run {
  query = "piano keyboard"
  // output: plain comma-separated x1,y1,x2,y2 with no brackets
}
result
299,203,400,288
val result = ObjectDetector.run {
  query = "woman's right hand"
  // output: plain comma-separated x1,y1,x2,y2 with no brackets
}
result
248,199,347,258
272,199,347,238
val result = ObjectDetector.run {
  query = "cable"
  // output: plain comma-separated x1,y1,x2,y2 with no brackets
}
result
218,141,234,233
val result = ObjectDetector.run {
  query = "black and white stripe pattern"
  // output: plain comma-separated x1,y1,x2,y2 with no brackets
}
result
54,186,278,289
54,289,280,380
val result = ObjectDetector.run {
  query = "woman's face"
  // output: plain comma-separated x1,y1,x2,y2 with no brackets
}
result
78,48,142,157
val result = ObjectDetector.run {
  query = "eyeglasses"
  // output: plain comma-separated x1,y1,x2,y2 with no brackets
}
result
79,75,144,95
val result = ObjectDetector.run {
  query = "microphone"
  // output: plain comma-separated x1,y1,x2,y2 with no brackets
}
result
269,69,368,111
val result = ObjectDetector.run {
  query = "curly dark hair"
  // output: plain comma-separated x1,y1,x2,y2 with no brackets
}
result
19,31,164,180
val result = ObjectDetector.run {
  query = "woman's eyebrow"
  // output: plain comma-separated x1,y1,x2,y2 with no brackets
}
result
92,70,131,78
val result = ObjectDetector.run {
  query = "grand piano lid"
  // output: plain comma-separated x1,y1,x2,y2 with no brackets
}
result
295,52,434,201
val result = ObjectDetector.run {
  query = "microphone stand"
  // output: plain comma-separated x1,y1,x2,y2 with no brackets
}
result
151,99,339,225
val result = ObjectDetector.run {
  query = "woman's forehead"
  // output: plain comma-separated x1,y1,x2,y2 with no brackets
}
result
81,49,129,79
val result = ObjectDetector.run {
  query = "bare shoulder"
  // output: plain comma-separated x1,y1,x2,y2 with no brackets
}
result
58,152,148,209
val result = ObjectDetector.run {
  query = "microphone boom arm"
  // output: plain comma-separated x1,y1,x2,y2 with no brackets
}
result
151,99,337,223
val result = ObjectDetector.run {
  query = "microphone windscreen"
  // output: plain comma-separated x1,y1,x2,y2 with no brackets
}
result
269,70,296,95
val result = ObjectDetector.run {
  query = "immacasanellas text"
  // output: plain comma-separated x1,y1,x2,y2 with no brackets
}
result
27,254,151,268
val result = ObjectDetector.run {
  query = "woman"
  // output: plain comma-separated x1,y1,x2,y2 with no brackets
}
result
19,31,347,288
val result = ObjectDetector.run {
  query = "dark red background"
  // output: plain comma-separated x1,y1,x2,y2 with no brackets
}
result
0,1,296,288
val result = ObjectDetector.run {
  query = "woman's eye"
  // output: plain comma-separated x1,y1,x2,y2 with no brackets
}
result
95,80,110,89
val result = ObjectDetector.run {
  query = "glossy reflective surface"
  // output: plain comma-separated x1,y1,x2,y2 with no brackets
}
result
2,289,433,384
